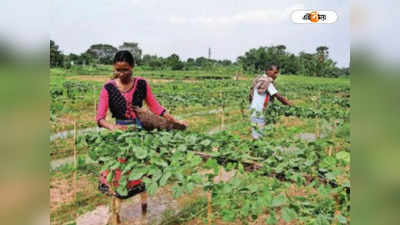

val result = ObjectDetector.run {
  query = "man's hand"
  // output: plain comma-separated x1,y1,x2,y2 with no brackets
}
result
275,93,292,106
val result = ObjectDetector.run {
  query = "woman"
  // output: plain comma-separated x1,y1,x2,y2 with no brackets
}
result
96,51,186,208
96,50,185,131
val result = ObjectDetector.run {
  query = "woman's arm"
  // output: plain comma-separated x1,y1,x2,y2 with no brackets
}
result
98,119,127,131
162,111,187,126
144,81,166,115
144,80,187,126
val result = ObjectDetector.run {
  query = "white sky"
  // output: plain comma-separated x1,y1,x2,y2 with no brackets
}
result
49,0,350,67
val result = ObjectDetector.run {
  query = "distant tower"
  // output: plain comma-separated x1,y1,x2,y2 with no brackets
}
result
208,47,211,59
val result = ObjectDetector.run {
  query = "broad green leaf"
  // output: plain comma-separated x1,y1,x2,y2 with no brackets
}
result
247,184,258,193
319,156,337,169
313,215,330,225
185,182,194,194
172,185,184,198
336,151,350,163
337,214,347,224
159,172,172,186
271,195,286,207
238,163,244,173
106,171,113,183
200,139,211,146
116,186,128,196
88,150,98,161
177,144,187,152
221,209,235,222
204,158,218,170
266,211,277,225
122,161,137,174
110,162,121,170
190,155,203,166
281,207,296,223
175,171,184,181
153,158,168,167
147,182,158,196
128,167,147,180
134,147,147,159
150,168,162,181
262,191,272,207
240,200,250,217
119,174,128,187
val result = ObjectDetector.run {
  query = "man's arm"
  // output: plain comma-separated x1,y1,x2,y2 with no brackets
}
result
274,93,293,106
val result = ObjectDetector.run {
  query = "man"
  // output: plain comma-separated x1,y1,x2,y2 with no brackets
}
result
249,65,293,139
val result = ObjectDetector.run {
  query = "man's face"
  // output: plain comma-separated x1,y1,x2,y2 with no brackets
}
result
266,67,279,80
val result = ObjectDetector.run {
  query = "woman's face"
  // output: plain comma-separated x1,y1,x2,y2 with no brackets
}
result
113,61,133,83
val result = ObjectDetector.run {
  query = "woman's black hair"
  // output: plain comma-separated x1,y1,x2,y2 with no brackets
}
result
266,64,279,71
113,50,135,67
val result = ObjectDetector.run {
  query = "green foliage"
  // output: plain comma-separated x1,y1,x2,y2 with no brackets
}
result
79,125,350,223
50,40,64,67
237,45,349,77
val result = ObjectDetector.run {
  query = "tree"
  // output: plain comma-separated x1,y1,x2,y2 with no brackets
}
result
118,42,142,65
166,54,184,70
148,56,163,69
50,40,64,67
195,57,209,67
316,46,329,62
79,52,94,65
68,53,80,65
185,58,196,69
221,59,232,66
86,44,118,65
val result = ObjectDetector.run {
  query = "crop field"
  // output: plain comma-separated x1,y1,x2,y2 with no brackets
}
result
50,65,350,225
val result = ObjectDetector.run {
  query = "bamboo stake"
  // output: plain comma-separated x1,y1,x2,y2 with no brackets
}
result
207,192,212,224
221,91,224,130
110,196,121,225
115,197,121,224
73,121,77,169
315,118,320,138
73,120,78,222
331,120,337,139
141,192,148,216
94,85,97,117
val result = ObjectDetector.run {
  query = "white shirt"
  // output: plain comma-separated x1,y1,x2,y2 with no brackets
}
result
250,82,278,116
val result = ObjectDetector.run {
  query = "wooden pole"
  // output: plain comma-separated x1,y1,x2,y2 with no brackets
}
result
315,92,321,138
207,192,212,224
331,120,337,139
94,85,97,117
73,121,77,169
110,196,121,225
141,192,147,215
73,121,78,221
315,118,320,138
221,91,224,130
115,197,121,224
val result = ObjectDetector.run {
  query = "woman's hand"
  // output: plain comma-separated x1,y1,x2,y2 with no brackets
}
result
162,112,187,126
111,124,128,131
176,120,188,127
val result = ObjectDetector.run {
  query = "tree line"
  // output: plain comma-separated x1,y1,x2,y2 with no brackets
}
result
50,40,349,77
